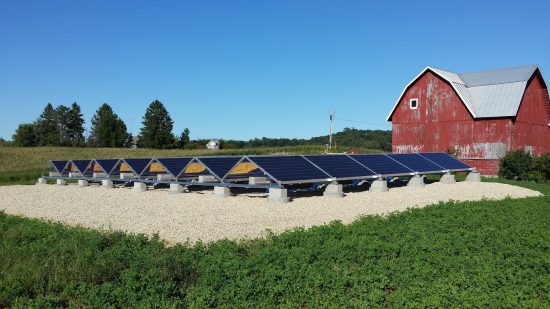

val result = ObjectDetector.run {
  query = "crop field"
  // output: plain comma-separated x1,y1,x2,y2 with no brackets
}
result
0,178,549,307
0,146,379,185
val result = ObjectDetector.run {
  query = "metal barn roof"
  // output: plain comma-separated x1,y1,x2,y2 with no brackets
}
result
387,64,543,120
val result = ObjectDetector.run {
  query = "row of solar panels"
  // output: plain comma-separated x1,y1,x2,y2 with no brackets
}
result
49,152,472,185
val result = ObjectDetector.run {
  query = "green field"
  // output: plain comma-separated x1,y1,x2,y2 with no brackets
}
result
1,179,549,307
0,146,381,185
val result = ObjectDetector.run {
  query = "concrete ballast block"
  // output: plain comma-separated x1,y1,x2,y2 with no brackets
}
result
78,180,89,187
213,186,231,197
93,172,107,178
101,180,114,189
69,172,82,178
199,175,218,183
268,188,289,203
369,178,388,192
323,183,344,198
120,173,136,179
466,171,481,182
407,175,425,188
37,178,48,185
157,173,173,181
49,172,61,177
440,172,456,184
249,176,270,185
169,183,185,194
56,179,66,186
133,182,147,192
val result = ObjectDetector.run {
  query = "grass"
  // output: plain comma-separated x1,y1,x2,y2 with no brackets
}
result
0,179,549,307
0,146,382,185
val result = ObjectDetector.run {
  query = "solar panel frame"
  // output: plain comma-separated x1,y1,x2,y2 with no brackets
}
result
349,154,415,177
302,154,378,181
418,152,473,172
195,156,244,180
385,153,446,174
245,155,333,185
50,160,70,174
148,157,194,178
70,159,92,174
120,158,154,176
221,157,265,182
95,159,121,175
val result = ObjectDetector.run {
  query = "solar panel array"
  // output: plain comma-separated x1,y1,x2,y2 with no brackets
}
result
48,152,472,185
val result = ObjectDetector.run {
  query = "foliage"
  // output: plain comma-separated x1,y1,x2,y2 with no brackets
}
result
138,100,175,149
1,179,549,307
499,150,550,182
88,103,132,148
34,103,60,146
12,123,37,147
178,128,191,149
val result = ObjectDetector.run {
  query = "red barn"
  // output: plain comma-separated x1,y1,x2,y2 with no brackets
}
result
387,65,550,175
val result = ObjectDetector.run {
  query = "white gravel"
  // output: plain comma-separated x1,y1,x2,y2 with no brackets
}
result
0,182,542,244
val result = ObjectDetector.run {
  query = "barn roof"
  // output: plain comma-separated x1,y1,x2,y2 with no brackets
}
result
387,64,544,120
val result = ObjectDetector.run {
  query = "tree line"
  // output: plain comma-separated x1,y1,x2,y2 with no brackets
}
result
10,101,392,151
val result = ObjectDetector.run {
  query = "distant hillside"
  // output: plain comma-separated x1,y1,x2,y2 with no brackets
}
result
216,128,391,151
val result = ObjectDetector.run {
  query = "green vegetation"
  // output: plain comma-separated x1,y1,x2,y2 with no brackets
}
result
500,150,550,182
1,179,548,307
138,100,176,149
88,103,132,148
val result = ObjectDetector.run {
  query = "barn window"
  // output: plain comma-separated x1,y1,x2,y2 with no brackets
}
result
409,98,418,109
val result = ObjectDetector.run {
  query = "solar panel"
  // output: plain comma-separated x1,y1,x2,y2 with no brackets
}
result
51,160,69,173
156,157,193,177
247,155,331,183
96,159,119,174
386,153,445,173
223,158,265,180
350,154,413,176
196,157,243,179
303,155,377,180
123,158,153,175
71,160,91,173
419,152,472,171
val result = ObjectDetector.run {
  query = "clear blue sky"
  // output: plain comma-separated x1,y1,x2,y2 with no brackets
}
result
1,0,549,141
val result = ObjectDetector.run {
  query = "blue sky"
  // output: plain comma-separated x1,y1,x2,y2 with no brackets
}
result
1,0,549,140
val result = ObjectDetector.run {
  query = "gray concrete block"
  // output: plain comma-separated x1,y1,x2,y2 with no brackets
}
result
101,180,114,189
157,173,173,181
213,186,231,197
249,176,270,185
323,183,344,198
78,180,89,187
466,171,481,182
69,172,82,178
407,175,425,188
440,172,456,184
120,173,136,179
169,183,185,194
56,179,66,186
268,188,289,203
199,175,218,183
49,172,61,177
93,172,107,178
37,178,47,185
369,178,388,192
133,182,147,192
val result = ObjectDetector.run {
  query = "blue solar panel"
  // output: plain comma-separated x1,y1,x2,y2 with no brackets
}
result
419,152,471,171
350,154,413,175
247,156,331,183
96,159,119,174
123,158,152,175
303,155,377,179
197,157,242,179
155,157,193,177
71,160,91,173
51,160,69,173
386,153,444,173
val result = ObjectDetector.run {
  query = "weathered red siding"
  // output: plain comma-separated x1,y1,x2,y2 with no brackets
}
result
389,69,550,175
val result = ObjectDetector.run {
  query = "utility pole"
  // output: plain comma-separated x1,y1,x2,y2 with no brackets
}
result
328,111,334,150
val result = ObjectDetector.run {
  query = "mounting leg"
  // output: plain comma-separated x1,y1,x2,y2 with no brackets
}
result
56,179,66,186
323,183,344,198
369,178,388,192
268,188,289,203
440,172,456,184
407,175,425,188
466,171,481,182
133,182,147,192
37,178,47,185
101,180,114,189
169,183,185,194
78,180,89,187
213,186,231,197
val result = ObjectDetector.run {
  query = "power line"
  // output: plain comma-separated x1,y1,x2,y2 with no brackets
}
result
333,116,391,127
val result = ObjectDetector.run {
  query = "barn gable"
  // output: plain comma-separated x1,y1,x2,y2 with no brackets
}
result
387,65,544,121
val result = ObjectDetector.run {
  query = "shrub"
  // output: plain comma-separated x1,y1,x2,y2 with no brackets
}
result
531,153,550,182
499,150,533,180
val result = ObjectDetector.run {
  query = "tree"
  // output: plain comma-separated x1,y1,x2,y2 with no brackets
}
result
35,103,60,146
65,102,85,147
178,128,190,148
55,104,71,146
88,103,131,148
138,100,174,149
12,123,37,146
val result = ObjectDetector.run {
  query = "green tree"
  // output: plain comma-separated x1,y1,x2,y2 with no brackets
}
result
88,103,131,148
35,103,60,146
65,102,85,147
12,123,37,147
138,100,174,149
55,104,71,146
178,128,190,148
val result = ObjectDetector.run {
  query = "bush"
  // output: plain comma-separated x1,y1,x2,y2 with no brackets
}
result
499,150,533,180
531,153,550,182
